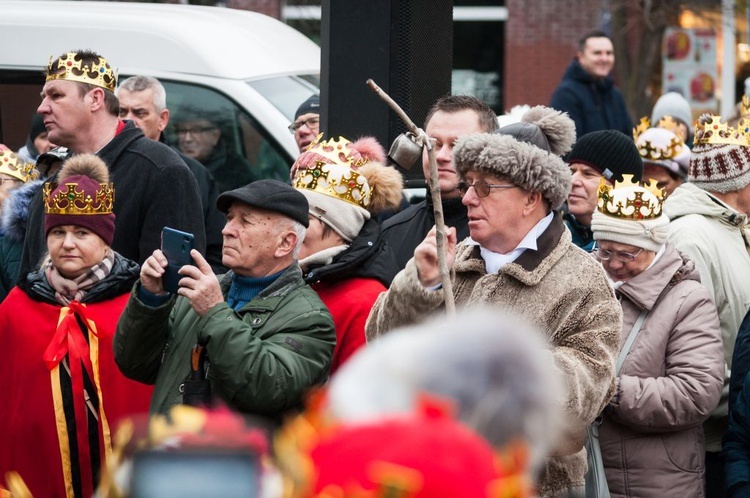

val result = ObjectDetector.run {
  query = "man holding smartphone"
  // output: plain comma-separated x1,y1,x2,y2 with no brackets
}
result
114,180,335,420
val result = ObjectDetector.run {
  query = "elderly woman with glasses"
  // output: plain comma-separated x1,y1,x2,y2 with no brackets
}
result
591,175,724,498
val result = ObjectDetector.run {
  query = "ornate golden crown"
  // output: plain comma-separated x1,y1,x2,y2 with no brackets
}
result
633,117,685,161
293,135,372,209
597,175,666,220
46,52,117,93
43,181,115,215
693,114,750,147
0,151,39,183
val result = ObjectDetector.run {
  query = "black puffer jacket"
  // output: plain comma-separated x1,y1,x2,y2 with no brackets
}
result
303,218,399,288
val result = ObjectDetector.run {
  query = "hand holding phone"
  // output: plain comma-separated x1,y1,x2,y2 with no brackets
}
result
161,227,195,293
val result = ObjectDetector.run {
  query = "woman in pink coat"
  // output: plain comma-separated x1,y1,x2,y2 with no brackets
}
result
591,176,724,498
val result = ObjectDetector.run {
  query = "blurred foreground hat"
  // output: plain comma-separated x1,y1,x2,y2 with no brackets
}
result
633,117,690,179
455,106,575,209
295,94,320,119
292,135,403,242
688,113,750,193
0,150,38,183
276,397,531,498
217,179,309,227
592,175,669,252
44,154,115,245
567,130,643,182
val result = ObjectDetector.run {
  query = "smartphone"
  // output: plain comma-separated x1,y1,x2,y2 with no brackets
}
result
161,227,195,294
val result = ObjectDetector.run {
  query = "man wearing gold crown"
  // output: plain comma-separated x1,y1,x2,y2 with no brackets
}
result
19,50,206,279
366,110,622,497
662,113,750,497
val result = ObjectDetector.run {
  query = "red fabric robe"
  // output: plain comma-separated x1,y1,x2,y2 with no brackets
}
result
313,277,386,374
0,288,153,498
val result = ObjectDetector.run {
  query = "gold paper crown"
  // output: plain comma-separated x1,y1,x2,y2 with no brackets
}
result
292,135,372,209
597,175,666,220
43,181,115,215
0,151,39,183
632,117,685,161
46,52,117,93
693,114,750,146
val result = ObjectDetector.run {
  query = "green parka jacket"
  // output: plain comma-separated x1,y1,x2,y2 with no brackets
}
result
114,262,335,418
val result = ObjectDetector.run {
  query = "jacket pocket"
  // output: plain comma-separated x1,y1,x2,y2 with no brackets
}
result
661,429,702,473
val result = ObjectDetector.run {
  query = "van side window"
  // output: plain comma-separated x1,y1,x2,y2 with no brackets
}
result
163,81,289,192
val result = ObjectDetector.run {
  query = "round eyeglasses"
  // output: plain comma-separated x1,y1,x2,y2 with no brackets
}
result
457,179,517,198
595,248,643,263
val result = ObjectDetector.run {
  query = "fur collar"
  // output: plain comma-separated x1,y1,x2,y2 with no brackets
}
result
1,179,44,243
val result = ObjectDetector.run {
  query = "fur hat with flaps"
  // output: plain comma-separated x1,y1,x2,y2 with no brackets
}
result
293,135,403,242
44,154,115,245
455,106,575,209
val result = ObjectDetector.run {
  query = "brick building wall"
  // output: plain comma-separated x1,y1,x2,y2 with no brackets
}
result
504,0,600,110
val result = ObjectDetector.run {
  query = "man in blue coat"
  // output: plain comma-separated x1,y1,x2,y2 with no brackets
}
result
550,30,632,136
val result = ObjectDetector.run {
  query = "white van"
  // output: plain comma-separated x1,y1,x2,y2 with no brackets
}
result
0,0,320,189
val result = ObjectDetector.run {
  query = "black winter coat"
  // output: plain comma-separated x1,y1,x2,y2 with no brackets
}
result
550,59,632,137
19,122,207,278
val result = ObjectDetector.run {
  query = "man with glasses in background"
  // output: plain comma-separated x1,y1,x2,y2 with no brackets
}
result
366,107,622,498
290,95,320,153
174,110,256,192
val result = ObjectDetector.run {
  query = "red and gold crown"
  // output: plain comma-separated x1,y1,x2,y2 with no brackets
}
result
0,150,39,183
292,135,372,209
693,114,750,147
43,180,115,215
597,175,666,220
46,52,117,93
633,117,685,161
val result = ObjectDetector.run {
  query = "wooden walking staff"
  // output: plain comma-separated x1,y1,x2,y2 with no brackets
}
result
366,79,455,314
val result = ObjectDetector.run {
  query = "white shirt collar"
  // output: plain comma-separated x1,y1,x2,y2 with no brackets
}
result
465,212,555,274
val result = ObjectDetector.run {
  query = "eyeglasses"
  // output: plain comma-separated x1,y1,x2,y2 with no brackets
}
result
288,117,320,133
175,126,217,137
595,248,643,262
457,179,517,198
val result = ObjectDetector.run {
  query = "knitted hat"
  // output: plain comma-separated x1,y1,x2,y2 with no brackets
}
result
295,94,320,119
591,176,669,252
635,125,690,179
567,130,643,182
293,136,403,242
688,114,750,193
44,154,115,245
217,179,309,227
651,92,693,132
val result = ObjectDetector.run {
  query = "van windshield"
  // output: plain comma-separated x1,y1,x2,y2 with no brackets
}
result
247,75,319,120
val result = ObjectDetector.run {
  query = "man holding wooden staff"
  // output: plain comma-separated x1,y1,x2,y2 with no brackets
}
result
366,106,622,498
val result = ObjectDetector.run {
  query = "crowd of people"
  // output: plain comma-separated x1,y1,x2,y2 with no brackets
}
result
1,31,750,498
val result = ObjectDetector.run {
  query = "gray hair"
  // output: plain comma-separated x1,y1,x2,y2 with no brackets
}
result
117,75,167,112
326,307,567,472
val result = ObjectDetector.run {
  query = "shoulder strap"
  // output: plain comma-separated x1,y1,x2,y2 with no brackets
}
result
616,309,648,375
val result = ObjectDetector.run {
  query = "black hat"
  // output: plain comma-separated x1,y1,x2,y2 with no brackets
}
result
566,130,643,182
29,113,47,141
295,94,320,119
217,179,309,227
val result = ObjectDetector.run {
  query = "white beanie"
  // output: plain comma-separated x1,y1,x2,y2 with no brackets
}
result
301,189,369,243
651,92,693,132
591,211,669,252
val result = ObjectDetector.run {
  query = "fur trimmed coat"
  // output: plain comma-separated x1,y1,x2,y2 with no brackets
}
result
366,212,622,497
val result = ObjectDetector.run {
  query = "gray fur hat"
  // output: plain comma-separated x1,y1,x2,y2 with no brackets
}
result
454,106,575,209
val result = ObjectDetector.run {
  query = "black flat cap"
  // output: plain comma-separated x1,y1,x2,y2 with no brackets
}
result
217,179,309,227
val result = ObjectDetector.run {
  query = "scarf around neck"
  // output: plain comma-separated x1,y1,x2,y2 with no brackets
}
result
44,250,115,305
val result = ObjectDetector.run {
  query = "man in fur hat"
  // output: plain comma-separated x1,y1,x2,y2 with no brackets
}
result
366,106,622,498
